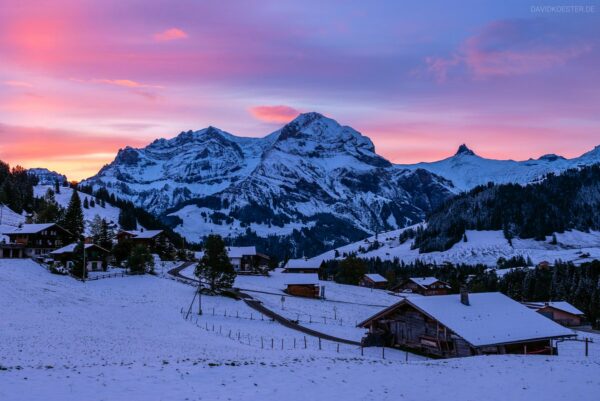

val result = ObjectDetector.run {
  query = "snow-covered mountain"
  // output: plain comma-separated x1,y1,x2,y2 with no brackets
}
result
399,144,600,191
27,168,68,185
82,112,600,247
83,113,455,243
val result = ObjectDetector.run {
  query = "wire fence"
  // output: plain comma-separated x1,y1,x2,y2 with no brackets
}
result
178,306,415,361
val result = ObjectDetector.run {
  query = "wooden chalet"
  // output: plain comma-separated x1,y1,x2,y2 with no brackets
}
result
523,301,585,327
117,229,165,249
50,243,110,272
283,258,321,274
1,223,72,258
392,277,451,296
359,273,388,289
357,290,575,358
195,246,270,274
283,273,320,298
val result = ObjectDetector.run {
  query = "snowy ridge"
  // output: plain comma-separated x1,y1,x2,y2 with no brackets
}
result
311,226,600,266
399,144,600,191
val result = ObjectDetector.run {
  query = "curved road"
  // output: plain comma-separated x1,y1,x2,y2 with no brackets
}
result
168,263,360,346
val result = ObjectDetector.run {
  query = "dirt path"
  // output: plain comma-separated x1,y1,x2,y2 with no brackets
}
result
167,263,361,346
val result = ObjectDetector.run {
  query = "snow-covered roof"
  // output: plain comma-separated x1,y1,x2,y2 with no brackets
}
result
364,273,387,283
194,246,259,260
50,243,109,255
283,273,320,286
284,258,321,270
360,292,575,347
3,223,60,235
527,301,585,316
122,230,163,239
226,246,257,258
408,277,446,288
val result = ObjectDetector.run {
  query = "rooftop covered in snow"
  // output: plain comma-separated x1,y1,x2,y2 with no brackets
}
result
2,223,70,235
283,273,320,286
363,273,387,283
283,258,321,270
359,292,575,347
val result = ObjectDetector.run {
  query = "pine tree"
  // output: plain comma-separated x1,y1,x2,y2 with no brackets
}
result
83,197,89,209
54,180,61,194
127,245,154,274
89,214,103,244
61,189,84,238
90,199,95,208
195,235,236,292
99,219,114,250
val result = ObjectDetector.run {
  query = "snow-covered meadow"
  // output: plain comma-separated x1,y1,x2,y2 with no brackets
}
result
1,259,599,401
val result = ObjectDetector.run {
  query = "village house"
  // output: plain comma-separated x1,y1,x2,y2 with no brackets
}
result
392,277,451,296
195,246,270,274
282,258,321,274
357,290,575,358
116,229,166,249
50,243,111,272
523,301,585,327
283,273,320,298
359,273,388,289
1,223,72,258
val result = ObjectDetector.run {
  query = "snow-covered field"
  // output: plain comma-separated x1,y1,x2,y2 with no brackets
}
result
312,226,600,266
2,259,599,401
34,185,122,234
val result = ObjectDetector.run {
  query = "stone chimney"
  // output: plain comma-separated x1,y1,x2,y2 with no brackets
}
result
460,285,470,306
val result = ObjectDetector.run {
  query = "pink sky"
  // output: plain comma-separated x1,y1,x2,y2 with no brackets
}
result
0,1,598,180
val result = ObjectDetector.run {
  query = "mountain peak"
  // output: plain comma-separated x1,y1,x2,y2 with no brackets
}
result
455,144,475,156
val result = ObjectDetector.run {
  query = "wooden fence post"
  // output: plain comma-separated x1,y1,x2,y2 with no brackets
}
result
304,336,307,349
319,338,322,350
382,346,385,359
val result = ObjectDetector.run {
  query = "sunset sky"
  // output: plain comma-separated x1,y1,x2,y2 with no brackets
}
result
0,0,599,180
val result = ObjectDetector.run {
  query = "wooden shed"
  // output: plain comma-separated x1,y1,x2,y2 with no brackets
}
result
524,301,585,327
359,274,388,289
283,273,320,298
357,291,575,358
392,277,450,296
283,258,321,274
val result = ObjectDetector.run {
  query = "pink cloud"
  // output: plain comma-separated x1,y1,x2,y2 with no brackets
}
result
94,79,163,89
0,123,148,180
153,28,188,42
3,80,33,88
249,105,300,123
426,19,593,81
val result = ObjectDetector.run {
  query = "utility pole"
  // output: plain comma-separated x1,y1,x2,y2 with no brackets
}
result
82,241,86,283
197,281,203,315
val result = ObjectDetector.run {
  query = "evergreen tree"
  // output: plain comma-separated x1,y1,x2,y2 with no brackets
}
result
118,207,137,230
35,188,62,223
90,198,95,208
83,197,89,209
89,214,104,244
195,234,236,292
54,180,61,194
335,255,367,285
99,219,114,250
127,245,154,274
61,189,84,238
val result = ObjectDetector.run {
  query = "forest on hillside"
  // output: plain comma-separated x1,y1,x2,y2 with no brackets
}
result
414,164,600,253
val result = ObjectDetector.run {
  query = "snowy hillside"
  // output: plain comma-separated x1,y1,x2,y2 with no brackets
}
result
83,113,455,243
34,185,121,234
2,259,599,401
311,226,600,266
399,144,600,191
0,204,26,241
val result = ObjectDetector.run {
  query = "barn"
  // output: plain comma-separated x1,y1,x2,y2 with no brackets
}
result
392,277,451,296
358,290,575,358
283,273,320,298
